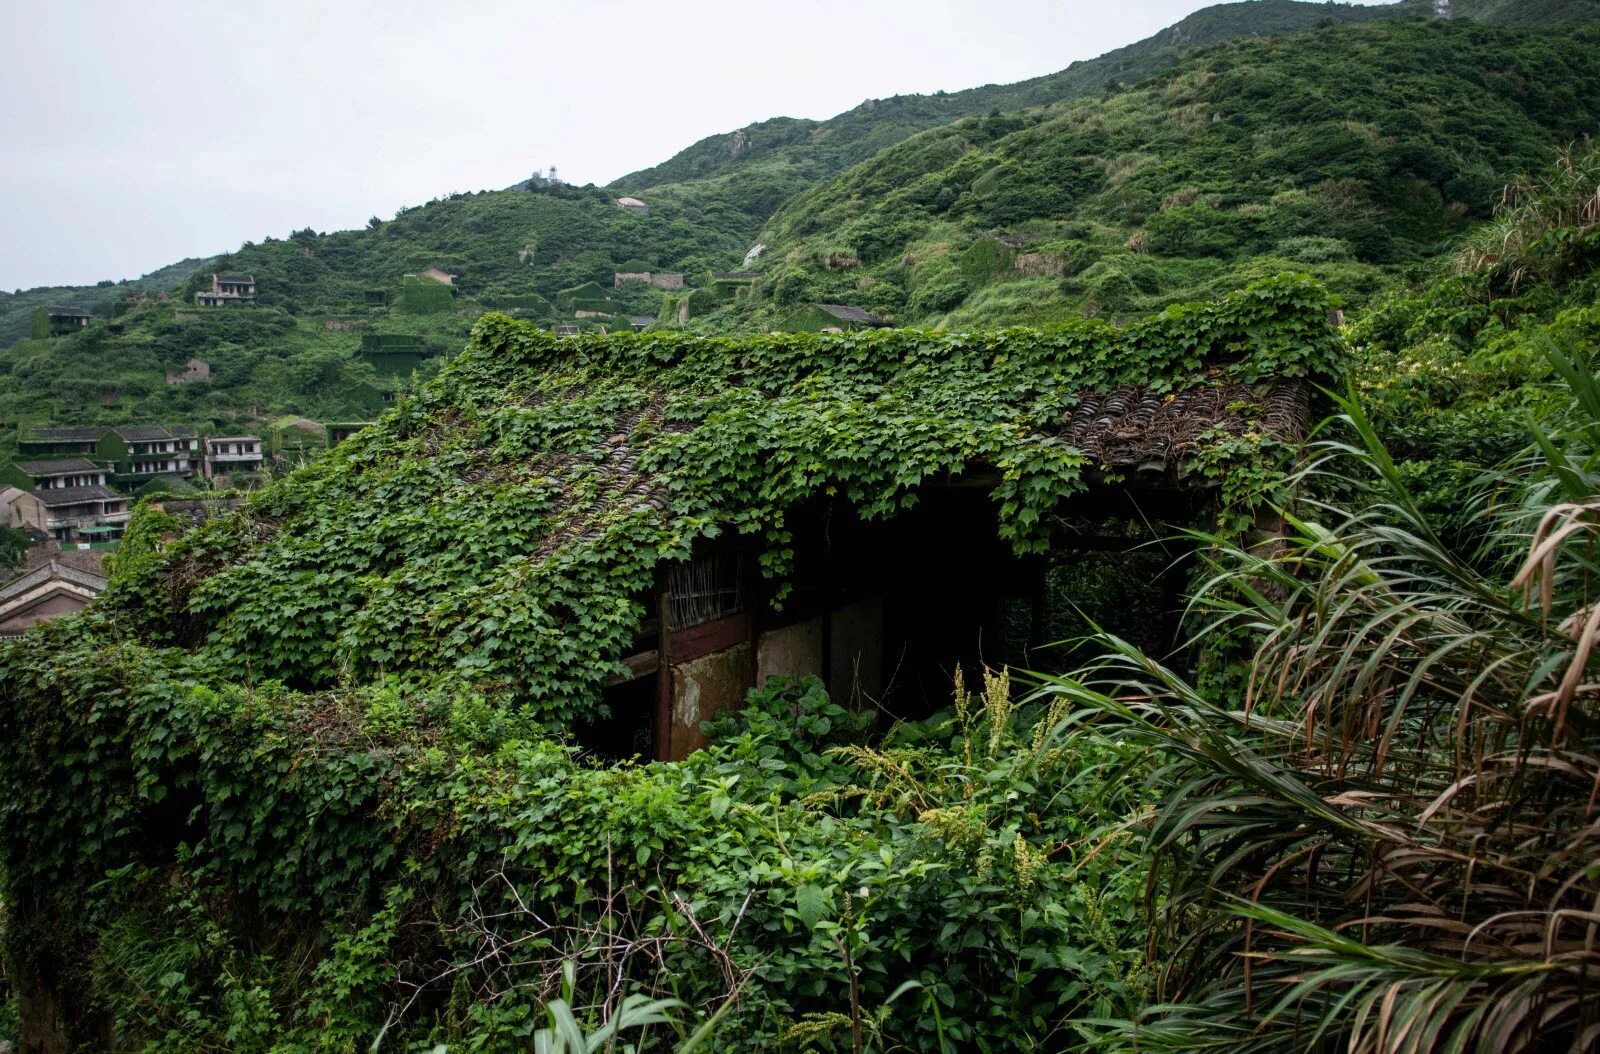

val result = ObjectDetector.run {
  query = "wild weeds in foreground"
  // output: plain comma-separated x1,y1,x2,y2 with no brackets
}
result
1040,346,1600,1052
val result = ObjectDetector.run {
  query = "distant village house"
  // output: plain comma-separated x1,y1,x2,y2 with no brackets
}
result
101,425,199,483
203,435,264,479
196,273,257,307
356,334,433,375
10,486,130,544
614,197,650,215
41,305,91,334
14,459,108,491
418,267,456,286
32,306,92,338
19,427,109,458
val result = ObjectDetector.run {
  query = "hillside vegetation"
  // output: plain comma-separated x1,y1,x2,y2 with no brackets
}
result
613,1,1421,207
4,1,1598,445
6,139,1600,1047
7,1,1600,1049
709,19,1600,328
0,183,746,445
0,257,207,347
0,278,1343,1050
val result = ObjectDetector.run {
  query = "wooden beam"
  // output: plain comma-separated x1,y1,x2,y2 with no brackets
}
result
669,613,750,663
605,649,659,686
654,572,672,763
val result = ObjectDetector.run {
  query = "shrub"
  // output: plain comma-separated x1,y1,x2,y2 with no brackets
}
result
1272,235,1354,263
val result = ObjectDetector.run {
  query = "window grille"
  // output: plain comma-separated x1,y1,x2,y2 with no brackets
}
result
667,550,744,627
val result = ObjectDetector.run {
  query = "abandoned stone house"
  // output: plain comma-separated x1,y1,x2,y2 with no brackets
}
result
415,288,1333,764
324,422,370,446
780,303,889,333
419,266,457,286
614,271,685,290
588,383,1308,761
357,334,434,375
615,196,650,215
37,305,92,336
196,273,256,307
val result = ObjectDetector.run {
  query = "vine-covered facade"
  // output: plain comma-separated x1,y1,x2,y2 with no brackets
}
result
0,274,1341,1049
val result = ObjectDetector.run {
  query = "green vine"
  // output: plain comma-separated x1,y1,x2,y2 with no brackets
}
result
92,273,1339,730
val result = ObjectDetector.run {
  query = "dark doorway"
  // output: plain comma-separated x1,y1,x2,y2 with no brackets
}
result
581,673,659,761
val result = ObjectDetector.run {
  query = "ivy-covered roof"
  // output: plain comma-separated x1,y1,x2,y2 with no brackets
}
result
102,274,1341,729
23,426,107,443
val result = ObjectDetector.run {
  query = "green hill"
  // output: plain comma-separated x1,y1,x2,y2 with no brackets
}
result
0,184,752,440
613,1,1421,214
609,0,1596,212
705,18,1600,329
182,182,751,311
5,0,1600,440
0,256,209,347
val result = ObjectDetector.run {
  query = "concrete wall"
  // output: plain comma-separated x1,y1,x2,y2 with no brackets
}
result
0,486,20,528
12,493,47,533
756,615,825,684
828,596,884,705
661,598,886,760
668,642,753,760
0,591,89,635
614,272,685,290
165,359,212,385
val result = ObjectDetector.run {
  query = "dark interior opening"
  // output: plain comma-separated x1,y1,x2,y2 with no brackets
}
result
598,482,1209,760
768,485,1203,723
581,672,659,761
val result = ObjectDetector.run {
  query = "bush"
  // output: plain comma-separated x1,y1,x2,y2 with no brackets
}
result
1272,235,1355,263
906,257,972,314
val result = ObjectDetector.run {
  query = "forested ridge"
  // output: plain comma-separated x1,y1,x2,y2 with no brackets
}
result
3,1,1596,451
5,1,1600,1050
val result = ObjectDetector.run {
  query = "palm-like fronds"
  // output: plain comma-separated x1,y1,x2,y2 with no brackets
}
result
1042,348,1600,1052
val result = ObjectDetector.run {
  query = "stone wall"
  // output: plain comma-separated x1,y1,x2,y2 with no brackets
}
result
165,359,211,385
615,272,686,290
1015,252,1067,278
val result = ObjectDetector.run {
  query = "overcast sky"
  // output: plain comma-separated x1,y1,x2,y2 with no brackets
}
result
0,0,1393,291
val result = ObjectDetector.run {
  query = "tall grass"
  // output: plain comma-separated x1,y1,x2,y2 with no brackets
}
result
1457,141,1600,290
1039,347,1600,1052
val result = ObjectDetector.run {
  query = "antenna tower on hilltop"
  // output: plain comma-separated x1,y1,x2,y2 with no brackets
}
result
549,165,560,185
1433,0,1454,18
